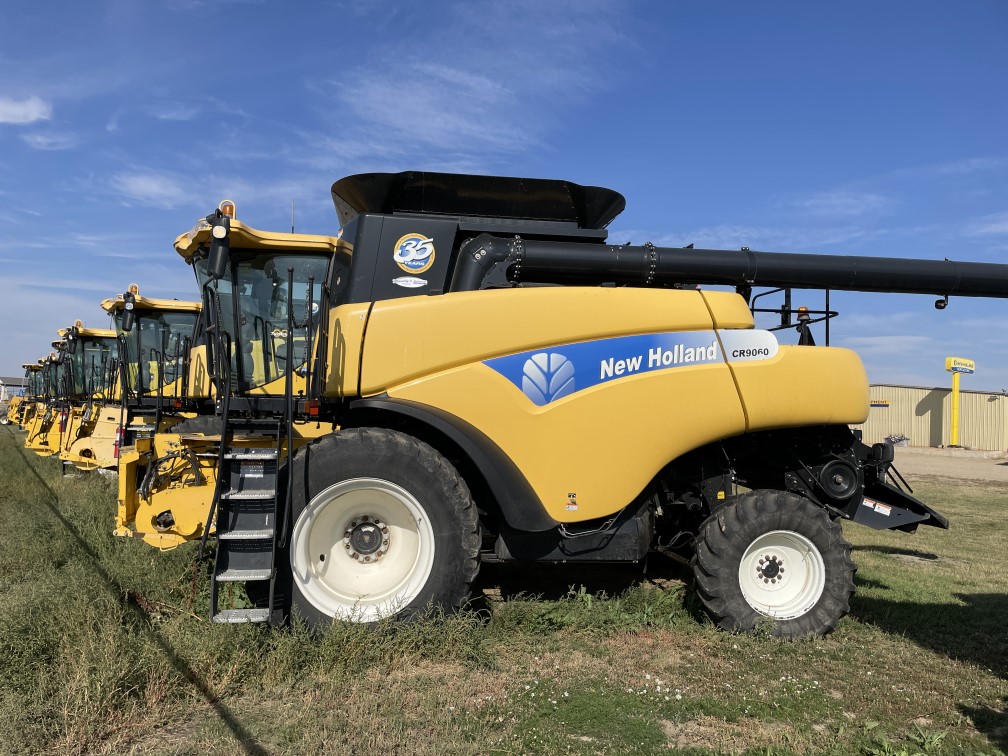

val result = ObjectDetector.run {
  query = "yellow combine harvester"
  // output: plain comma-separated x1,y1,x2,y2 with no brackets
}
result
25,347,67,457
58,321,121,471
15,362,45,430
132,172,1008,638
100,289,203,547
2,363,39,427
103,278,332,549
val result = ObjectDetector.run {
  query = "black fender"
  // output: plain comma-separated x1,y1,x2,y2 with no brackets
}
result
345,397,558,532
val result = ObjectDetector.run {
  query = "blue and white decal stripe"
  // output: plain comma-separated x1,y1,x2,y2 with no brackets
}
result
483,329,778,406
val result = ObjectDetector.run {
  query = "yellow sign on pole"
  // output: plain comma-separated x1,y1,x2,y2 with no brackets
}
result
945,357,975,374
945,356,975,447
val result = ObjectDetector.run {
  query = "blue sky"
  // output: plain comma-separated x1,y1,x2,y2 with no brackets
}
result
1,0,1006,390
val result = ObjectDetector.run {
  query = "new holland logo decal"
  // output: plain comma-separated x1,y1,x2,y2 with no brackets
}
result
484,330,778,406
521,353,575,405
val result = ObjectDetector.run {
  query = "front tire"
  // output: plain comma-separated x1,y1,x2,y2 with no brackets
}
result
289,428,480,626
692,490,855,638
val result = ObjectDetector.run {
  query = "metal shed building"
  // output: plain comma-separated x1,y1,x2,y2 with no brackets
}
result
853,384,1008,451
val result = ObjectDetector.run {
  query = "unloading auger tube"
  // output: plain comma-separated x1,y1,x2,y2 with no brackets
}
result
452,233,1008,298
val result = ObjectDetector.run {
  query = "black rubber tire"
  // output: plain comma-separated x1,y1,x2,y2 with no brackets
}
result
168,415,221,434
692,490,856,638
287,427,481,628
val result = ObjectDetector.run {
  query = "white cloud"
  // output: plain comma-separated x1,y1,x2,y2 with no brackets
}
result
0,95,52,125
110,171,190,209
965,211,1008,236
150,104,200,121
20,131,79,150
305,0,628,170
793,190,892,218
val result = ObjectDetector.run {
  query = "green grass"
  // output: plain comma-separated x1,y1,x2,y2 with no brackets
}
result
0,426,1005,755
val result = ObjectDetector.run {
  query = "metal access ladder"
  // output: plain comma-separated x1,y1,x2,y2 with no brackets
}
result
208,419,285,625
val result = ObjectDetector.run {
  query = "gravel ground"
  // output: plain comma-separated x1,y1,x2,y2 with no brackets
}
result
893,446,1008,483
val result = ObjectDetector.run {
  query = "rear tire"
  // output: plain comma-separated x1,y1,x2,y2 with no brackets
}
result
288,428,480,626
692,490,855,638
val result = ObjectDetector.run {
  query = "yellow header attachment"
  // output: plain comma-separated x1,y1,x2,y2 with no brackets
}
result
22,363,42,372
174,215,343,260
100,293,202,314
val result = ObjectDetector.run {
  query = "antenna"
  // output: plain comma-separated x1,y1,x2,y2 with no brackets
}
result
291,196,295,233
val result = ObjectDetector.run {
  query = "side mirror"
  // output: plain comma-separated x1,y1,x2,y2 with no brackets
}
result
121,295,136,333
207,214,230,280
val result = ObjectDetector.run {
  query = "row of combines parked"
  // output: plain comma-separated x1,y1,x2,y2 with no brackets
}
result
10,171,1008,637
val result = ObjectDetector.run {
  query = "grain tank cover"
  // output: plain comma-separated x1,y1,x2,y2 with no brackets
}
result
331,171,626,230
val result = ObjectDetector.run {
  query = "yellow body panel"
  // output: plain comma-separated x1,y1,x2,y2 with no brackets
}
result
60,404,121,470
328,286,870,522
358,288,721,395
187,344,214,399
6,396,22,425
116,434,218,549
25,405,60,456
392,362,745,521
115,420,334,548
324,302,372,396
730,346,869,430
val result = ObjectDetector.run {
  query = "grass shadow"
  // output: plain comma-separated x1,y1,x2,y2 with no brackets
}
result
852,544,942,561
1,425,269,755
475,551,691,602
852,592,1008,680
959,696,1007,754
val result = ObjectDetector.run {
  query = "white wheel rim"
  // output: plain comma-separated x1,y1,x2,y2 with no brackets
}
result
290,477,436,622
738,530,825,620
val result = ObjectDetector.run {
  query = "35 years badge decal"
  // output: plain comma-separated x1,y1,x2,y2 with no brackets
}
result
393,233,436,274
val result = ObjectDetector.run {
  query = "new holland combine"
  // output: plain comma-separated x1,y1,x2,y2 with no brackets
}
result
3,363,40,427
25,347,67,457
12,171,1008,638
125,171,1006,637
101,289,208,547
58,322,121,471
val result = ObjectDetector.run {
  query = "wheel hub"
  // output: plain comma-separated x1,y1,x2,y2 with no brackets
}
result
344,515,390,563
756,554,785,583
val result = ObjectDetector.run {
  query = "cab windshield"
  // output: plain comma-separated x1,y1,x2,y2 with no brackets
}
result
116,310,198,396
25,370,40,399
194,250,331,391
67,336,118,398
46,359,65,400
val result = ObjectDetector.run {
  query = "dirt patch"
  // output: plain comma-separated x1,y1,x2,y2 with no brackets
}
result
662,715,801,753
893,448,1008,483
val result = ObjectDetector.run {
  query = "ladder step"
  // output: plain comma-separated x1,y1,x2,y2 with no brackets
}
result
224,450,279,460
221,490,276,501
218,528,274,540
215,568,273,582
212,608,270,624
